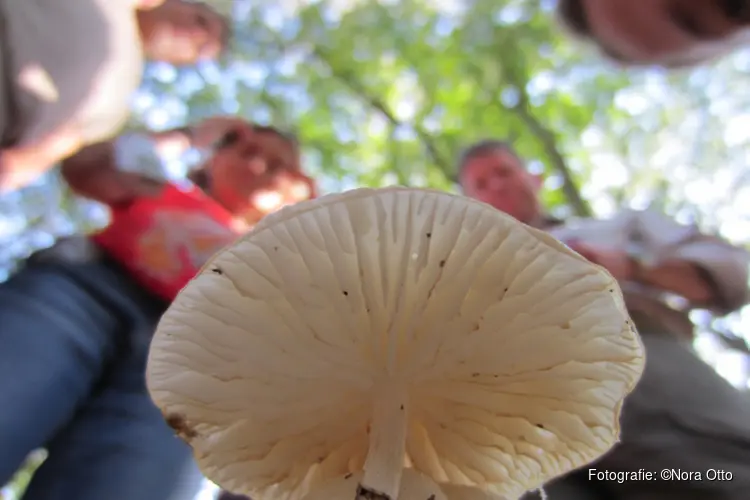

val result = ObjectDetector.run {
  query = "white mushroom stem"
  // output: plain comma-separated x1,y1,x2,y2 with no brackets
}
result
357,382,409,500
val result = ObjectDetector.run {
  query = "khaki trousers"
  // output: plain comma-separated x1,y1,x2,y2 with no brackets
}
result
527,332,750,500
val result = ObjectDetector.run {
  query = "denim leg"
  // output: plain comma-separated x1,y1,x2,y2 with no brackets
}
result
0,261,122,485
23,324,204,500
11,242,205,500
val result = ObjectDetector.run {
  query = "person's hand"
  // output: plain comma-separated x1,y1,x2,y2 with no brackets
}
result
0,149,60,193
0,148,41,192
60,141,166,206
567,240,635,281
1,126,82,192
189,117,251,150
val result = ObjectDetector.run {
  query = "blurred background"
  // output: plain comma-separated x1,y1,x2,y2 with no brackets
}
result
1,0,749,497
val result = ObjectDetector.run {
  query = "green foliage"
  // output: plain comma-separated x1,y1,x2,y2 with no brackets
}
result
2,451,45,500
5,1,750,261
1,2,750,492
138,0,631,216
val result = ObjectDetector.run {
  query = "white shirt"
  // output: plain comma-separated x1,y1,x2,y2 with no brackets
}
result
548,209,750,337
0,0,143,147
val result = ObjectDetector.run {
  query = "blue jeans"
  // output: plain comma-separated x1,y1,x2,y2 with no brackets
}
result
0,238,203,500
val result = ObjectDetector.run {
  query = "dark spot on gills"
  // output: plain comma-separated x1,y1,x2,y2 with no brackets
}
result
355,485,392,500
165,413,198,441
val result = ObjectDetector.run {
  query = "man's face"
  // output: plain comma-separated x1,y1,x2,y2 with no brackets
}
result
559,0,750,67
459,149,542,224
206,126,314,225
140,0,226,65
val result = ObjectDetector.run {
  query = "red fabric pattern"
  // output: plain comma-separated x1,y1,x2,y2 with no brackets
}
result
92,183,239,301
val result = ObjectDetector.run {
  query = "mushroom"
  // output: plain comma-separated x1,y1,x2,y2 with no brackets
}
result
146,187,644,500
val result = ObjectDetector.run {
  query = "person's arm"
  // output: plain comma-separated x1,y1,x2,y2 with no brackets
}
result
0,125,83,193
630,259,714,304
628,210,750,314
140,117,252,158
0,0,176,194
568,209,750,313
60,133,167,206
61,117,254,205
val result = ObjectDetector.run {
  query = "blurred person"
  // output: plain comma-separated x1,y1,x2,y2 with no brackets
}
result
459,139,750,500
556,0,750,67
0,117,316,500
0,0,230,192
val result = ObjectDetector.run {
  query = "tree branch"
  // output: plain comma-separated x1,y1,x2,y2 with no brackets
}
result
461,54,591,217
481,55,591,218
312,48,457,184
511,93,592,218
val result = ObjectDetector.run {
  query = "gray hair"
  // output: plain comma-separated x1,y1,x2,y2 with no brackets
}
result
457,139,521,177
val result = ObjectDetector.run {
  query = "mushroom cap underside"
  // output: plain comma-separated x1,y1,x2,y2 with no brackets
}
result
147,187,645,500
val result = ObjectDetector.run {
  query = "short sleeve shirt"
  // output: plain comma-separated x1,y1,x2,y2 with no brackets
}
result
91,133,240,301
92,182,240,301
1,0,142,147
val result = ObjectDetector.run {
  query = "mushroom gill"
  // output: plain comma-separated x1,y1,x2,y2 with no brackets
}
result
146,187,645,500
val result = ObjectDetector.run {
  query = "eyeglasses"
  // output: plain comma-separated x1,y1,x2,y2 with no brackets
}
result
214,125,298,151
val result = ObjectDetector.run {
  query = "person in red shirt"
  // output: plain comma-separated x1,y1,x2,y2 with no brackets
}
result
61,117,316,301
0,117,316,500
